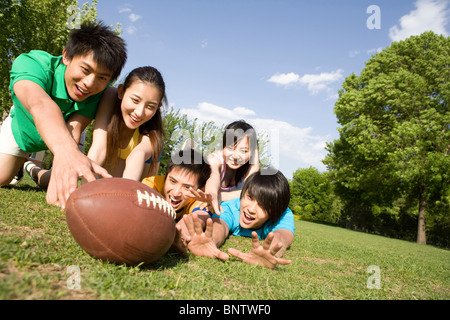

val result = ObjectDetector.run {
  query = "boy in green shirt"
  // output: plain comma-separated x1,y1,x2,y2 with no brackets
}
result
0,22,127,209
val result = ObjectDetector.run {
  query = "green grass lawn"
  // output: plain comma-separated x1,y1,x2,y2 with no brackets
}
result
1,175,449,300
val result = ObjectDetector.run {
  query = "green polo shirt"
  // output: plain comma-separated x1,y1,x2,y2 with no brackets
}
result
9,50,105,152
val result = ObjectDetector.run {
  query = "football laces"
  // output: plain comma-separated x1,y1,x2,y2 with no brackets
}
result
136,189,176,220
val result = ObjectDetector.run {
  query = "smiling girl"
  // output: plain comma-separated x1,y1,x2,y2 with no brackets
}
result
86,66,166,180
203,120,259,214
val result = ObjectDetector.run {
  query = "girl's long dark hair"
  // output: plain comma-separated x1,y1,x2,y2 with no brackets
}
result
106,66,167,175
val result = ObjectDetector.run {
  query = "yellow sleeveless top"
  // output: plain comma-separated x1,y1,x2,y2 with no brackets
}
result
118,129,140,160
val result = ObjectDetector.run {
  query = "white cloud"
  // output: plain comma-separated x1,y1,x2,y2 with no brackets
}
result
267,70,344,96
298,69,344,95
178,102,329,176
129,13,142,22
250,118,329,172
366,47,383,55
119,7,132,14
118,5,142,35
126,25,137,35
267,72,301,86
180,102,256,126
389,0,449,41
201,39,208,48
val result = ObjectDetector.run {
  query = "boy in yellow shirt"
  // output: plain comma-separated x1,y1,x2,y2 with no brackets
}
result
142,148,212,216
141,148,212,254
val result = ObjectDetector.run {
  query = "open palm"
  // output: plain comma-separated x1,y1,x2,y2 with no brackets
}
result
183,213,228,261
228,232,292,269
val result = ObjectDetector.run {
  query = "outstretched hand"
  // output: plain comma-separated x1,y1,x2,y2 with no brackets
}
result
49,151,111,210
227,232,291,269
183,212,229,261
188,188,223,215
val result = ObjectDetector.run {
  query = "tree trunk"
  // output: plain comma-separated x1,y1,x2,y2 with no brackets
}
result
417,196,427,245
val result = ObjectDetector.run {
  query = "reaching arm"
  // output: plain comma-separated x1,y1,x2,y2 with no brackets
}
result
13,80,110,209
204,153,224,214
123,136,154,181
86,87,118,167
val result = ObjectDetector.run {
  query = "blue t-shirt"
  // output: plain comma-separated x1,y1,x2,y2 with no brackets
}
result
212,198,295,239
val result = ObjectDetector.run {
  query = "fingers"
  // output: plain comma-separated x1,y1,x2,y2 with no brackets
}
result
192,212,203,235
262,232,274,251
56,169,76,210
175,224,190,243
212,200,223,216
227,248,245,261
275,257,292,265
216,250,230,261
183,214,195,236
54,157,105,209
187,187,201,199
172,225,190,255
251,231,261,249
204,218,214,238
91,161,112,179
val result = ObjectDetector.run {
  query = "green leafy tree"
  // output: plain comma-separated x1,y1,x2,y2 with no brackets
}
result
324,32,450,244
0,0,99,115
289,167,341,223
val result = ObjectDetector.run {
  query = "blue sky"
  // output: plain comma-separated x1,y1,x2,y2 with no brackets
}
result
94,0,449,179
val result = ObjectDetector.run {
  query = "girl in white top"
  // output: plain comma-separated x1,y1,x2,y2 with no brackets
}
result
203,120,259,214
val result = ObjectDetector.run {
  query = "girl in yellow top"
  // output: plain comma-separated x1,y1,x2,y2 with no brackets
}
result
24,66,165,186
87,66,165,180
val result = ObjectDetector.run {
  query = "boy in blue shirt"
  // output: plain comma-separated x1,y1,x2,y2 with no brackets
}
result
182,168,295,269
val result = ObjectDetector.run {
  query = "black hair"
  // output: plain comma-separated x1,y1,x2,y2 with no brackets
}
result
240,168,291,224
222,120,258,185
64,21,127,80
166,148,212,189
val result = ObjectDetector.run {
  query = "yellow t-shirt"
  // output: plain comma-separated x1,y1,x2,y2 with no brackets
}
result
141,175,209,221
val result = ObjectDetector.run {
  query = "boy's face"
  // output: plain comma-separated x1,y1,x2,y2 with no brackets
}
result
62,49,113,102
239,191,269,229
163,167,200,211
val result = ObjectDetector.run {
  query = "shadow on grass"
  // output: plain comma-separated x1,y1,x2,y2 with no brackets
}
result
142,251,190,271
2,184,44,193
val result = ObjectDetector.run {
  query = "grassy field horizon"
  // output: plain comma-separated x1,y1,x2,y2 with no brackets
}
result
1,176,449,300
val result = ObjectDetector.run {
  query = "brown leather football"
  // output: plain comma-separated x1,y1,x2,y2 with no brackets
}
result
65,178,176,266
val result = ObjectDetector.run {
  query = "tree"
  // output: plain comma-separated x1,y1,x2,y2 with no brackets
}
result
324,32,450,244
0,0,99,115
289,167,341,224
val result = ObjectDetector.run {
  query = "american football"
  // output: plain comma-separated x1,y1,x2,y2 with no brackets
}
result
65,178,177,266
